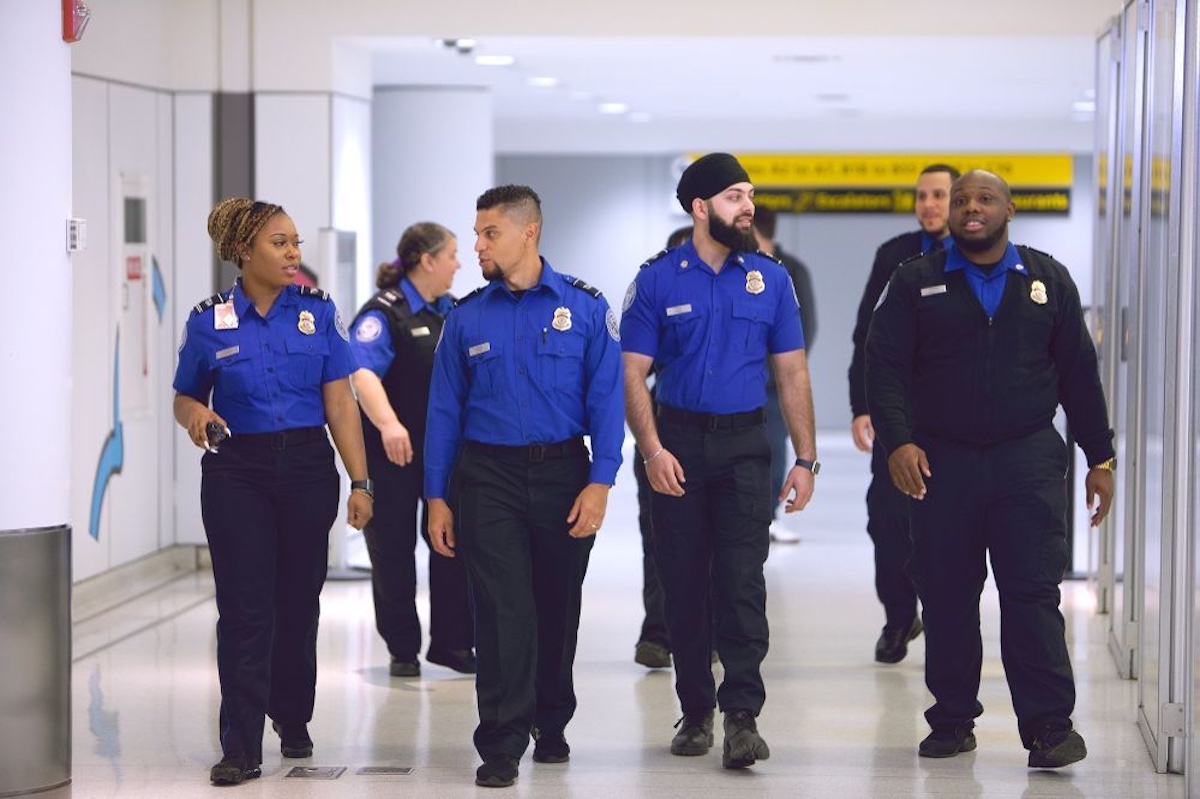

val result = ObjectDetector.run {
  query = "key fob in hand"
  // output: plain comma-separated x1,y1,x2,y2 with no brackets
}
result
205,421,229,451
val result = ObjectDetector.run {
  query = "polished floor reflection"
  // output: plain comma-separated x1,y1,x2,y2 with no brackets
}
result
59,437,1183,797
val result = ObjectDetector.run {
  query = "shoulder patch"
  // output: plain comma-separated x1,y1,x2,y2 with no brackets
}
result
454,286,485,307
639,248,670,270
191,292,226,316
564,275,603,298
298,285,331,301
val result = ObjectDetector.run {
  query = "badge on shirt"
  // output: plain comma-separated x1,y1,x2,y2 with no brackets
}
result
214,301,238,330
355,315,382,343
468,342,491,357
411,326,431,337
606,309,620,342
552,307,572,332
666,304,693,317
746,270,765,295
215,345,241,359
1030,280,1048,305
920,285,948,297
298,310,316,335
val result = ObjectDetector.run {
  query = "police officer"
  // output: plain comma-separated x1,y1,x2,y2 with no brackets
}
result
848,163,959,663
424,185,624,788
621,153,818,770
173,198,372,785
349,222,475,679
866,170,1115,768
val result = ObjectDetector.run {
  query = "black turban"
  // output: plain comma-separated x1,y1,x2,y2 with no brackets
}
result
676,153,751,213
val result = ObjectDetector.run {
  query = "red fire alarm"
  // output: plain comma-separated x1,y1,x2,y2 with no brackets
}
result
62,0,92,44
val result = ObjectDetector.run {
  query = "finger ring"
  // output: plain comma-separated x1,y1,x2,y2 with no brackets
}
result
590,523,599,528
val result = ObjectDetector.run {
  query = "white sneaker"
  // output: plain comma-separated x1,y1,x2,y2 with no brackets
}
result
768,523,800,544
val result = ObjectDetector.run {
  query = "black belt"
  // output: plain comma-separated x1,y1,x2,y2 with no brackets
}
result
466,438,586,463
234,426,327,450
657,405,765,431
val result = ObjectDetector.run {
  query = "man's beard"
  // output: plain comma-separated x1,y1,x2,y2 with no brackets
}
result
708,211,759,252
954,223,1007,255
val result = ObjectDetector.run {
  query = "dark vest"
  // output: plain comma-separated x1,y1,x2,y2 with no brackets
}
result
352,287,446,445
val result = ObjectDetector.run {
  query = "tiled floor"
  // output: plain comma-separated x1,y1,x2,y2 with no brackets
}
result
51,436,1184,797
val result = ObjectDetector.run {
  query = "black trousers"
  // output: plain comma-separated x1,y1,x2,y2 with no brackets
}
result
200,431,338,762
363,439,472,660
866,440,918,629
450,441,594,760
908,426,1075,746
633,454,669,648
651,416,771,715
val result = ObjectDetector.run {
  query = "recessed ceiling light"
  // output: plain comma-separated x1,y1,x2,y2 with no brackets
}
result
1072,100,1096,113
527,77,559,88
628,111,652,124
475,55,515,67
569,90,593,101
599,102,628,114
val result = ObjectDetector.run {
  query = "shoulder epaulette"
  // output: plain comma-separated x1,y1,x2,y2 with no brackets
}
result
639,248,670,269
191,292,227,316
376,288,405,307
897,252,927,267
1018,245,1054,260
454,286,486,307
755,250,785,266
298,285,331,301
563,274,603,298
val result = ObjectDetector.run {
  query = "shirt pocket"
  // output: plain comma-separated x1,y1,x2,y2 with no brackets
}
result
283,333,331,387
211,347,256,396
467,342,506,399
664,306,704,355
538,330,586,392
731,299,771,353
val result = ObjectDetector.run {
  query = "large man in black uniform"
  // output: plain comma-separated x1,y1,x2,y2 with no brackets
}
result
866,170,1115,769
849,163,958,663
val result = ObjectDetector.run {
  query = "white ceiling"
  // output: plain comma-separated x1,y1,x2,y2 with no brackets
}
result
360,34,1101,153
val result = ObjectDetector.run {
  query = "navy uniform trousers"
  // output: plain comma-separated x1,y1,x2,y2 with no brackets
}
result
651,411,771,715
363,434,473,661
450,440,595,760
867,440,918,630
909,426,1076,746
200,430,338,762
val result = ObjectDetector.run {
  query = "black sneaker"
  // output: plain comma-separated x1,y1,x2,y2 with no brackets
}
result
722,709,770,769
475,755,519,788
427,647,477,674
1028,728,1087,768
634,641,672,669
390,657,420,677
272,720,313,758
209,753,262,785
531,728,570,763
875,617,923,664
919,727,977,758
670,710,714,755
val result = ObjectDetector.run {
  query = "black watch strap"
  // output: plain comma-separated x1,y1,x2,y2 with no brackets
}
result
350,478,375,498
794,458,821,476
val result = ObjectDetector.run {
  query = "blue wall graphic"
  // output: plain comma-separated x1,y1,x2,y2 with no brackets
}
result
88,331,124,540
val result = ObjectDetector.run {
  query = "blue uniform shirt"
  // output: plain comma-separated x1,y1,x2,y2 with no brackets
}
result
350,277,454,376
619,240,805,414
944,241,1027,318
173,279,355,433
423,259,625,500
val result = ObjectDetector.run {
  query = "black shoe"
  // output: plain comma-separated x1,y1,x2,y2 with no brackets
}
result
634,641,672,669
390,657,421,677
209,753,262,785
426,647,477,674
919,727,977,758
1028,728,1087,768
272,720,313,758
875,617,923,664
670,710,714,756
531,728,570,763
722,709,770,769
475,755,519,788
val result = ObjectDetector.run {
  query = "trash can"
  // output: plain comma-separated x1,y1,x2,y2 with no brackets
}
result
0,525,71,796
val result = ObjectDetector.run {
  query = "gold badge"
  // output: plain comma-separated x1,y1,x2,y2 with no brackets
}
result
298,310,316,335
551,307,572,332
1030,280,1048,305
746,270,765,295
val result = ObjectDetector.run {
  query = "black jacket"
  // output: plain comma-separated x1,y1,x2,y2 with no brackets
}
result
865,245,1115,466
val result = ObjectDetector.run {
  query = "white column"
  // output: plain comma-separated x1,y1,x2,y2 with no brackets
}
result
372,86,494,295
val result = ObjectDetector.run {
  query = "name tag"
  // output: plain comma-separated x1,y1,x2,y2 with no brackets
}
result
215,345,240,359
665,304,693,317
468,342,491,357
920,285,948,297
411,326,431,337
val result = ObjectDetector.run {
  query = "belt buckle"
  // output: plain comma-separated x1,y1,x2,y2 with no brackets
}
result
707,415,720,432
529,443,546,462
270,432,287,450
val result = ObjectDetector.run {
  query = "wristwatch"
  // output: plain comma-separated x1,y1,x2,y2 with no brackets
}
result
1093,457,1117,472
794,458,821,476
350,478,375,499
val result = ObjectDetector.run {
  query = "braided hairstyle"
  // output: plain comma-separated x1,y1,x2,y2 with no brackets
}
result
375,222,454,289
207,197,285,265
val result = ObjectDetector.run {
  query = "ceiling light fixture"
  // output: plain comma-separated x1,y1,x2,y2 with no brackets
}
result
475,54,515,67
599,102,628,114
527,77,559,88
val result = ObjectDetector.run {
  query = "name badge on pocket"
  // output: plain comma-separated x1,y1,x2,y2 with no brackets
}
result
920,285,948,297
468,342,491,357
666,304,693,317
411,326,431,337
215,345,240,359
